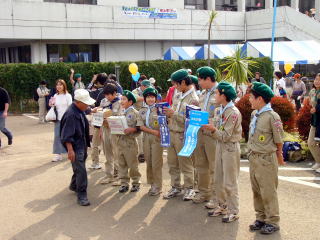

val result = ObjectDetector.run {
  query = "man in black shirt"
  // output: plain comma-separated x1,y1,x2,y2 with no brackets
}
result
60,89,95,206
0,87,13,148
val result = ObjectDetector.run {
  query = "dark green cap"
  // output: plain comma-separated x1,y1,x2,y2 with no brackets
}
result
170,69,189,82
217,81,237,100
123,90,137,104
196,66,216,79
190,75,198,85
141,80,151,87
74,73,81,79
252,82,274,99
143,87,158,98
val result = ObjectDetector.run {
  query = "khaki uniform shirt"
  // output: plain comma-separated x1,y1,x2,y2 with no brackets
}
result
212,105,242,142
168,88,199,133
120,106,140,138
132,87,145,111
137,106,160,130
100,97,122,116
248,110,284,154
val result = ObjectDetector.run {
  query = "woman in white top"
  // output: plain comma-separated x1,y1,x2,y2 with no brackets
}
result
50,79,72,162
273,71,286,97
37,80,50,123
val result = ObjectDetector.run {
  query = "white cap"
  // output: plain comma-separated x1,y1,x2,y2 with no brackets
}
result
149,77,156,84
187,69,192,73
74,89,96,106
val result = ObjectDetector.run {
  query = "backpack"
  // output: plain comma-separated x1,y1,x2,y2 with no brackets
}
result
33,89,39,102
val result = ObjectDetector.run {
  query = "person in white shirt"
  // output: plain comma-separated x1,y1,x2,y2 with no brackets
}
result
50,79,73,162
37,80,50,124
273,71,286,97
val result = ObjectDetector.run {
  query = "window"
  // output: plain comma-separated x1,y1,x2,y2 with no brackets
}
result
274,0,291,7
138,0,150,7
8,46,31,63
185,0,207,10
246,0,265,11
47,44,99,63
215,0,237,11
44,0,97,5
0,48,6,64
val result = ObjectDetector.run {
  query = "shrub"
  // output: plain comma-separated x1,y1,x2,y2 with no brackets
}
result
296,98,312,140
235,94,253,141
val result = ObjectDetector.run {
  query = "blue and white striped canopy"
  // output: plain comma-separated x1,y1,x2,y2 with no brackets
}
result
163,46,203,60
245,40,320,64
200,44,243,59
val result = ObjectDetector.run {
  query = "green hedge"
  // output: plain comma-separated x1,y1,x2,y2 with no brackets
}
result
0,57,273,112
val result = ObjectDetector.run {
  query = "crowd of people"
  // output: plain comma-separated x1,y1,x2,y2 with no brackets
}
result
1,66,320,236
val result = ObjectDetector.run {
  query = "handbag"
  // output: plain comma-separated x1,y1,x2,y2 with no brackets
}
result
45,106,58,122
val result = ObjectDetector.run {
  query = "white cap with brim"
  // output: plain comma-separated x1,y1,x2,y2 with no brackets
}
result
149,77,156,84
74,89,96,106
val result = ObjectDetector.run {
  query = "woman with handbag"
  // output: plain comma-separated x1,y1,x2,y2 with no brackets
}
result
50,79,72,162
291,74,307,111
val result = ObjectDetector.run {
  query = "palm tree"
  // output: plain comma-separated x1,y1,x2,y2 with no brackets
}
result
219,46,259,89
207,10,218,66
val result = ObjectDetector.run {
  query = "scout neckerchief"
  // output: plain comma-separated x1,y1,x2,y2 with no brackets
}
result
105,97,120,110
176,87,194,112
203,85,217,112
124,106,134,114
219,101,235,127
249,103,273,136
146,104,156,128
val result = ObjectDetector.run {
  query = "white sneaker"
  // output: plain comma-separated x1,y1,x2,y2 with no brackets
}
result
182,189,196,201
88,164,102,170
314,137,320,142
311,163,320,170
222,213,239,223
52,154,62,162
163,187,181,199
316,168,320,174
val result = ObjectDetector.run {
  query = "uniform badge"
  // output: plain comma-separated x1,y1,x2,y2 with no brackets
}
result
210,105,215,111
128,114,132,119
154,121,159,126
259,135,265,142
219,126,224,131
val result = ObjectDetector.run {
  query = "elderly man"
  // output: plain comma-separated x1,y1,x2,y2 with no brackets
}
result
0,87,13,148
60,89,95,206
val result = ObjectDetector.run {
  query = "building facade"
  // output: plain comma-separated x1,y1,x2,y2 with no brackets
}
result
0,0,319,64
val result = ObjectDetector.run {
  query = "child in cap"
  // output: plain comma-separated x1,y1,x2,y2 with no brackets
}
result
118,90,142,193
247,82,285,234
202,82,242,223
137,87,163,196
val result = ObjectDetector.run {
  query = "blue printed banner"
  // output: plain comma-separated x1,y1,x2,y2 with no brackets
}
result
184,105,201,144
122,6,178,19
156,102,170,116
178,111,209,157
158,115,171,147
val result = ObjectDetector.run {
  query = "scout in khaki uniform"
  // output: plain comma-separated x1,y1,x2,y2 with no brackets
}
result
202,82,242,223
163,69,199,201
132,80,151,163
247,82,285,234
192,67,219,205
118,90,142,193
137,87,163,196
97,83,122,185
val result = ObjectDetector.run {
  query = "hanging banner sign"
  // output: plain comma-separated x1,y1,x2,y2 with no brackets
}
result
122,6,178,19
156,102,171,147
184,105,201,144
178,110,209,157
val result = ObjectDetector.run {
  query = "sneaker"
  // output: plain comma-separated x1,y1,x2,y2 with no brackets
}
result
88,164,102,170
205,200,217,209
77,198,90,206
69,185,77,193
52,154,62,162
314,137,320,142
149,186,162,196
222,213,239,223
192,194,210,204
182,188,196,201
138,154,145,163
163,187,181,199
208,205,228,217
315,168,320,174
312,163,320,170
119,185,129,193
130,184,140,192
99,177,115,185
249,220,266,231
260,223,280,235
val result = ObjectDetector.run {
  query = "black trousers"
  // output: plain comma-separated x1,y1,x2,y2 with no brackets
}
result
70,151,88,199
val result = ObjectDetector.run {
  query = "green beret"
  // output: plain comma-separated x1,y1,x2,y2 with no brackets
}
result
196,66,216,79
170,69,189,82
123,90,137,104
252,82,274,99
190,75,198,85
143,87,158,97
74,73,81,79
141,80,151,87
217,81,237,100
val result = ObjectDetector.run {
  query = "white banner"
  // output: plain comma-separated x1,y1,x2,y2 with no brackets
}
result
122,6,177,19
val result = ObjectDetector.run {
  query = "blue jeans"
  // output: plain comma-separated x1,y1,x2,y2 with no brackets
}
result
53,121,67,154
0,111,13,140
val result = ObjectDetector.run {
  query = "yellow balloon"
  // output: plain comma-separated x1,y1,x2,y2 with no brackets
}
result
129,63,138,75
284,63,293,75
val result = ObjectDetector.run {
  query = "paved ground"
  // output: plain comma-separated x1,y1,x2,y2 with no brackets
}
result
1,115,320,240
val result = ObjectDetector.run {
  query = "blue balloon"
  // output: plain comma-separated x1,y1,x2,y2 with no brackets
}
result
132,72,140,82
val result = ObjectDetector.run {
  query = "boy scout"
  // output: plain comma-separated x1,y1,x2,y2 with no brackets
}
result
247,82,285,234
133,80,151,163
98,83,122,185
137,87,163,196
163,69,199,201
202,82,242,223
192,67,219,205
118,90,141,193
